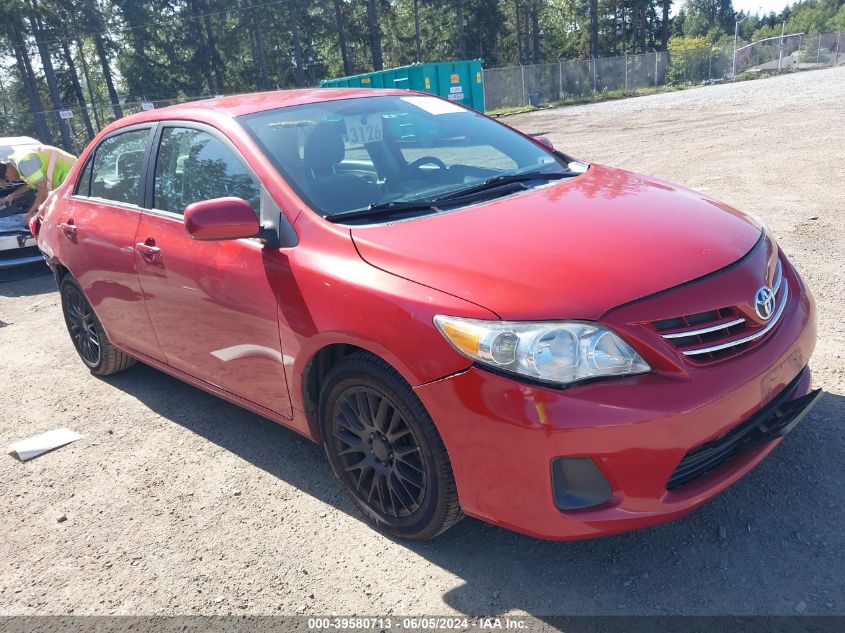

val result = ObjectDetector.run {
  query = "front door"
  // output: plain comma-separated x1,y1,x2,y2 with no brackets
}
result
134,124,291,418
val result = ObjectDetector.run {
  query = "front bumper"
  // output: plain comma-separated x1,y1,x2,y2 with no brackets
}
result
414,260,817,540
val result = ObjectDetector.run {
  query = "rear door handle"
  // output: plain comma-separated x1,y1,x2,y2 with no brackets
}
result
59,221,77,237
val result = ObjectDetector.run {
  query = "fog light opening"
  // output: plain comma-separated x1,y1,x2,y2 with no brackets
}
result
551,457,612,511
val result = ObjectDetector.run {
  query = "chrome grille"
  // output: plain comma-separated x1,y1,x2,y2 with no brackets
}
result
654,259,787,362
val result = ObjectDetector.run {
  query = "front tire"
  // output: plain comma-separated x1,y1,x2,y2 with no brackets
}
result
60,276,136,376
319,353,462,540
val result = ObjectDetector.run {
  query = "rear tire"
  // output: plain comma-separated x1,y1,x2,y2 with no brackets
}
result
60,276,136,376
319,352,462,540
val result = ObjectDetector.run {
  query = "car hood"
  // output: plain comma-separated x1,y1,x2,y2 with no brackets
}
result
350,165,762,320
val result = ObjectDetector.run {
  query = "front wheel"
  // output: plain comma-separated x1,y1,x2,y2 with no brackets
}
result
319,353,462,540
60,276,136,376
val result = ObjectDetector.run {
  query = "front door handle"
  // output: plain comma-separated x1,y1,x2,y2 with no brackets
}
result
135,240,162,264
59,221,77,237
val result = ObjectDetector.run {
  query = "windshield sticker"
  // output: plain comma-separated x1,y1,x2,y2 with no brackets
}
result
344,114,384,145
400,96,465,115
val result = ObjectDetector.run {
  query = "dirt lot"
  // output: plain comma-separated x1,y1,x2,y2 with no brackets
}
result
1,67,843,620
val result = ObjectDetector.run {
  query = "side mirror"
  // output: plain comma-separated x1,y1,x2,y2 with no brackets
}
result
535,135,554,150
184,197,261,241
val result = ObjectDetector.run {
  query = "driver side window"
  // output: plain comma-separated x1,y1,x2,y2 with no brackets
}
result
153,127,260,215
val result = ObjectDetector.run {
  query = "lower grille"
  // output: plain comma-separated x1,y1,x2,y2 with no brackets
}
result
667,368,819,490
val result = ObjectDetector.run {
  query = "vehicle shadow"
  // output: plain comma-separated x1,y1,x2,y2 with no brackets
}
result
103,364,845,617
0,263,53,296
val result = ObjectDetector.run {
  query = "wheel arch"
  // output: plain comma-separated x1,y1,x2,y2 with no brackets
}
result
297,330,456,442
53,261,71,284
300,343,397,442
53,263,120,347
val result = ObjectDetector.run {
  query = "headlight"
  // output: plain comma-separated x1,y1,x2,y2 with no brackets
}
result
434,316,650,386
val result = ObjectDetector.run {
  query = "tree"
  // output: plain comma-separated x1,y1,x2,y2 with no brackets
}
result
331,0,353,75
12,0,840,140
455,0,467,58
413,0,422,61
681,0,735,38
662,0,672,50
366,0,383,69
4,12,53,142
188,0,219,94
75,36,101,131
28,0,74,151
530,0,541,63
59,37,95,138
81,0,122,119
249,9,270,90
589,0,598,58
203,1,225,94
290,2,306,86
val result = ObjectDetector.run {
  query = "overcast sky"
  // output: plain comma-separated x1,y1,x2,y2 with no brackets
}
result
674,0,796,17
732,0,795,14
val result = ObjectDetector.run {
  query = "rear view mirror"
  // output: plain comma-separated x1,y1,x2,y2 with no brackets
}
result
184,197,260,241
535,136,554,149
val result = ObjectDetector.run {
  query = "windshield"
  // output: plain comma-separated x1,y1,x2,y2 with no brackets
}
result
239,95,571,220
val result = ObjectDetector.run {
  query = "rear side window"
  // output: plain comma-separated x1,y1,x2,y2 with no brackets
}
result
75,157,93,196
89,129,150,205
153,127,260,215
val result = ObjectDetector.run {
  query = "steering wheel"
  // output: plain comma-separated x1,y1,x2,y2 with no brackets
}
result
407,156,447,171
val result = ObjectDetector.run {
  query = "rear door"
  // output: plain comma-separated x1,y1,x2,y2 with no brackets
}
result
56,125,165,362
135,122,292,418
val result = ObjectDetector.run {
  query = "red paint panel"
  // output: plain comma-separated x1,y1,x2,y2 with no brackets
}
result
352,165,762,320
43,193,165,362
275,214,497,416
135,213,292,418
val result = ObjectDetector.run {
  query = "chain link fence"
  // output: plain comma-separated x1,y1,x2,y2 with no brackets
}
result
484,52,669,111
483,31,844,112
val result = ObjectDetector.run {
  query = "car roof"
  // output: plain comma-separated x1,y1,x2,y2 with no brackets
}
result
112,88,416,129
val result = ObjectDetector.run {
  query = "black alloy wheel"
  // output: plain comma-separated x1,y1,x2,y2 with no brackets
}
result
331,386,426,518
319,352,462,540
64,282,101,366
60,275,136,376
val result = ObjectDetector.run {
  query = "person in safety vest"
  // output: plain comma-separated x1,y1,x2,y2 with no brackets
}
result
1,145,77,224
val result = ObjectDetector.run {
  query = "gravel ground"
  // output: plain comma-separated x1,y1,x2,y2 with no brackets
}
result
1,67,843,620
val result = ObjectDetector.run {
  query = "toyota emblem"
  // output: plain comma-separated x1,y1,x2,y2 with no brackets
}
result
754,286,776,321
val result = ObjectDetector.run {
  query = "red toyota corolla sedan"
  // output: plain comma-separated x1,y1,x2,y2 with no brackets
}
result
34,89,819,540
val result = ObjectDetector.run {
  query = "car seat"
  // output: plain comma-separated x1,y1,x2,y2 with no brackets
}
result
302,123,378,215
114,149,144,204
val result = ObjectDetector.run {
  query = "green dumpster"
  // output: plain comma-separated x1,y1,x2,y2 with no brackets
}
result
320,60,485,112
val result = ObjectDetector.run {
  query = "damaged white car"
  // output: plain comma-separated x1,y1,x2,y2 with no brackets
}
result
0,136,43,270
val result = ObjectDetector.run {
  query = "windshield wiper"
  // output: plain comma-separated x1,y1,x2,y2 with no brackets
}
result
325,199,440,223
324,170,573,223
433,170,572,202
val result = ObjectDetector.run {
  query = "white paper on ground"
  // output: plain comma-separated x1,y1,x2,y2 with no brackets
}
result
7,428,83,462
